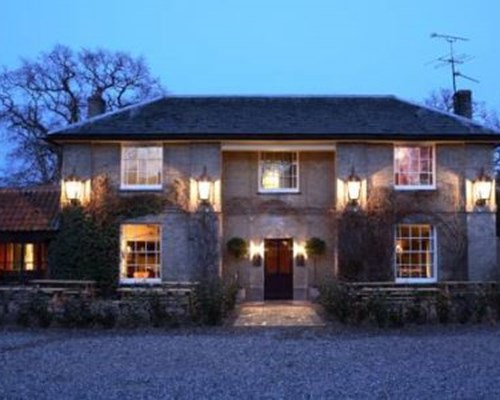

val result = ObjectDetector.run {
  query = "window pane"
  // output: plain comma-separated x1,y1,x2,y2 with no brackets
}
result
121,224,161,281
122,145,162,187
394,145,434,187
395,224,435,280
260,152,298,191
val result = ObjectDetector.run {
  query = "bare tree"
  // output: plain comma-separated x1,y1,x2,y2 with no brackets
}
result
0,45,165,185
425,88,500,172
424,88,500,129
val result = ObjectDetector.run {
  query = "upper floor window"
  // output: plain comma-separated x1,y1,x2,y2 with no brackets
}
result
394,144,435,189
121,144,162,190
395,224,436,283
259,152,299,193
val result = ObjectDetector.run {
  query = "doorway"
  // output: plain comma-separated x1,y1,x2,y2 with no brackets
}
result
264,238,293,300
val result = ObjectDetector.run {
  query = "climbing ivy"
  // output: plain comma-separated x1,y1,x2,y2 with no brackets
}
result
50,177,168,291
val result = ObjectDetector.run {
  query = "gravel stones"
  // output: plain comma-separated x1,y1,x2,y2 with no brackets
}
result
1,327,500,399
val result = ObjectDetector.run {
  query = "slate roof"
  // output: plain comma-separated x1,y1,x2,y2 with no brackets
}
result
49,96,500,141
0,187,60,232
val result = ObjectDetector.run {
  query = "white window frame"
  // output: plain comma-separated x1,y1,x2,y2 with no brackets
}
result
120,143,163,191
394,224,437,284
394,144,436,191
258,151,300,194
120,224,162,285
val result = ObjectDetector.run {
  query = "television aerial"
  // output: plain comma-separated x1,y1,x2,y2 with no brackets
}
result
429,32,479,93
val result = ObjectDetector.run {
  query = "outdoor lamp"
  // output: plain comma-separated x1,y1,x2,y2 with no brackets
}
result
64,171,83,204
346,167,362,206
197,166,212,203
474,167,493,206
252,253,263,267
296,253,306,267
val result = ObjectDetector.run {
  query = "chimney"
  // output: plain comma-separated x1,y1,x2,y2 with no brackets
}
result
87,93,106,118
453,90,472,119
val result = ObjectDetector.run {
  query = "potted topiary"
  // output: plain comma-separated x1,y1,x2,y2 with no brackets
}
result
226,237,249,301
226,237,249,259
306,237,326,299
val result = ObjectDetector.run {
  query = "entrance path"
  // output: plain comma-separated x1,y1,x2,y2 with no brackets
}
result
232,301,325,327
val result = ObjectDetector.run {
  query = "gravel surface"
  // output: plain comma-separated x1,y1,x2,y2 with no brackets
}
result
2,326,500,399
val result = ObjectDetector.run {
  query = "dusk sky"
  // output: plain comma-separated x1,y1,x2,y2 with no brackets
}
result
1,0,499,168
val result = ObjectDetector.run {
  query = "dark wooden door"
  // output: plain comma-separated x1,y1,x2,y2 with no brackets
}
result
264,239,293,300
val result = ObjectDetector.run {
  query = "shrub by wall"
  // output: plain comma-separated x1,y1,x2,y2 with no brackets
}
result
318,280,500,327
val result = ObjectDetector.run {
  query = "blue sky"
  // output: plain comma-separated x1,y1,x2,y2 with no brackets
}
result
1,0,499,166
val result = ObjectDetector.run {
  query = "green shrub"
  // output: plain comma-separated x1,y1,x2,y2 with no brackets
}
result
91,301,117,329
15,292,52,328
436,291,451,324
387,304,405,328
191,278,237,326
454,294,473,324
473,290,489,323
305,237,326,257
148,294,179,328
405,294,427,325
59,297,93,328
118,299,150,328
317,280,355,324
366,291,389,328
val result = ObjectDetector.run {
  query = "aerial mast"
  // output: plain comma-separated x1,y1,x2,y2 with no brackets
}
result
430,32,479,93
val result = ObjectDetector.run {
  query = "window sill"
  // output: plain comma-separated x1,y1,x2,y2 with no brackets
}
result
394,185,436,191
395,278,437,284
120,278,162,285
258,189,300,195
120,185,163,192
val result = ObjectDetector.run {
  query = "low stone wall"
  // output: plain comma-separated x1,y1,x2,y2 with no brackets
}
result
318,281,500,327
0,286,194,328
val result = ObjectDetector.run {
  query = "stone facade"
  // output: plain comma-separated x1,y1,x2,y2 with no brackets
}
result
61,140,497,299
222,151,336,300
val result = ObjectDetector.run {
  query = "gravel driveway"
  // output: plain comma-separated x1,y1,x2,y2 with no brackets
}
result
1,326,500,399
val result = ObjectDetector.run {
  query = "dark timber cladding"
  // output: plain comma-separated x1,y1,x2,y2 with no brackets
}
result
48,96,500,142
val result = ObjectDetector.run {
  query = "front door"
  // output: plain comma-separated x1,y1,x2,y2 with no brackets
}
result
264,239,293,300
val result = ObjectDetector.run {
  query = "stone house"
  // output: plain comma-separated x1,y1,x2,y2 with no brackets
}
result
49,92,499,301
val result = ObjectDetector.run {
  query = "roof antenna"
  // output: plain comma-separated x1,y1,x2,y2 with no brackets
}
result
429,32,479,93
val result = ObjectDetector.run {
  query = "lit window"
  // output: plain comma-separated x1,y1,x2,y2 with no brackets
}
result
0,243,46,273
121,145,162,189
394,145,434,189
120,224,161,283
395,224,436,283
259,152,299,192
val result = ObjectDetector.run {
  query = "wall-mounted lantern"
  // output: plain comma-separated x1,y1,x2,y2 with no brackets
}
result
249,241,264,267
252,253,263,267
293,242,307,267
197,166,212,203
296,254,306,267
474,167,493,207
346,166,362,206
64,171,84,205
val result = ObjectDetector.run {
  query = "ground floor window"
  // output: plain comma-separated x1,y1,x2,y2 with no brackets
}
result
0,243,47,273
395,224,436,283
120,224,161,283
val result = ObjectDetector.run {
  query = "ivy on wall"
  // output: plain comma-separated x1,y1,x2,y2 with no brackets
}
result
49,176,168,290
